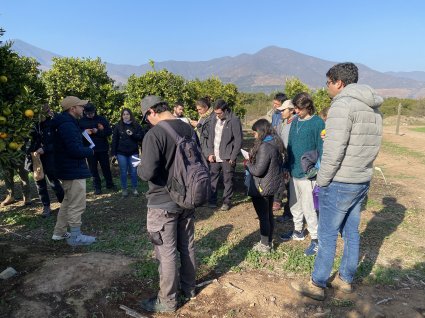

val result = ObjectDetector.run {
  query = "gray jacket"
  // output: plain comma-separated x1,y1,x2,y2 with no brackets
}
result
207,111,243,161
317,84,383,187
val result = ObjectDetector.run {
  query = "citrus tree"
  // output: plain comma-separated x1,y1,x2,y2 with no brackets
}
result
42,57,124,118
0,32,46,169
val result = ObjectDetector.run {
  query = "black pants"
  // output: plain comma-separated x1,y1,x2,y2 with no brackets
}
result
274,177,285,203
35,173,64,206
251,195,274,243
209,161,235,205
87,151,114,190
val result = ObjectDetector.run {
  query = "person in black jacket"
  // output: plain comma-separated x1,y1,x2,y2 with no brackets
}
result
79,103,116,194
190,97,214,159
111,108,144,197
246,119,285,253
51,96,96,246
27,104,64,217
206,99,243,211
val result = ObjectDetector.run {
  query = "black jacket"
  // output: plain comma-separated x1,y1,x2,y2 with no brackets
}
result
51,112,93,180
207,111,243,161
26,117,56,175
196,112,214,158
79,114,112,152
111,121,144,156
246,138,283,197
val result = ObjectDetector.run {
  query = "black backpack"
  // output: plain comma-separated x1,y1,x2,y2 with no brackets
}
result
158,121,211,209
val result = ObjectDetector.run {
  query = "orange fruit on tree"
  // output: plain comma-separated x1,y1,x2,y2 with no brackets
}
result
24,109,34,118
8,141,19,150
0,132,8,139
0,116,6,125
0,75,7,83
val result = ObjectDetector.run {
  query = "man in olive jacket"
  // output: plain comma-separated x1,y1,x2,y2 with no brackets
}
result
207,99,243,211
291,63,383,300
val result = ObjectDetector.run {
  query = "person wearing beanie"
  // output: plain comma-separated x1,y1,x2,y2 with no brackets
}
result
50,96,96,246
79,102,116,194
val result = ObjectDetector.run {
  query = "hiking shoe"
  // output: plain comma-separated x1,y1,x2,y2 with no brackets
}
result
272,201,282,211
133,189,139,196
276,214,293,223
94,188,102,195
41,206,51,218
52,232,71,241
122,189,128,197
139,297,176,313
328,274,353,294
252,241,271,253
220,203,231,211
280,230,306,241
304,240,319,256
291,280,325,301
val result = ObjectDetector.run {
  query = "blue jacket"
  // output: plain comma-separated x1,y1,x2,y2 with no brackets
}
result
52,112,93,180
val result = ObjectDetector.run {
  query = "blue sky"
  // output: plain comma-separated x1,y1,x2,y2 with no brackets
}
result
1,0,425,72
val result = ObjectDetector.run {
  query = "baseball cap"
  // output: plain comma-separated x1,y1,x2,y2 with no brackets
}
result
277,100,295,111
61,96,88,111
140,95,163,123
84,103,96,113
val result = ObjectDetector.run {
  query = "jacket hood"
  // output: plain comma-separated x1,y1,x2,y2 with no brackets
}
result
335,84,383,109
50,112,76,129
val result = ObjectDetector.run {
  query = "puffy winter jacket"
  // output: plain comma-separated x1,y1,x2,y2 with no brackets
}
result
51,112,93,180
317,84,383,187
246,138,283,197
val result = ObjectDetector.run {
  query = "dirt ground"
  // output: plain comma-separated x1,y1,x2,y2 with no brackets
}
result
1,123,425,318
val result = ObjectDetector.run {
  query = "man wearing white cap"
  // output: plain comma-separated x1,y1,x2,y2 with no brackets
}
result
51,96,96,246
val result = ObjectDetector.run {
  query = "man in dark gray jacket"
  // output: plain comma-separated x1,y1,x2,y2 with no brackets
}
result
207,99,243,211
291,62,383,300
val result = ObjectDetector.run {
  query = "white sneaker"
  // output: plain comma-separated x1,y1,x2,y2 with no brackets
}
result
52,232,71,241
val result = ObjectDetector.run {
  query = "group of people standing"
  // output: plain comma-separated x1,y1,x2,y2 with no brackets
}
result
0,61,383,311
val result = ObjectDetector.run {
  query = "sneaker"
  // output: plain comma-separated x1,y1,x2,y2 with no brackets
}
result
133,189,139,196
41,206,51,218
328,274,353,294
1,195,15,207
252,241,271,253
276,214,293,223
52,232,71,241
304,240,319,256
66,233,96,246
280,230,306,241
291,280,325,301
122,189,128,197
272,201,282,211
220,203,231,211
139,296,176,313
94,188,102,195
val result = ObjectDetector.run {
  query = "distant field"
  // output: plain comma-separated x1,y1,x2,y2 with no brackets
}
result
410,126,425,133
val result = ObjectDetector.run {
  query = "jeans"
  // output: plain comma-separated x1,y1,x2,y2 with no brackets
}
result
312,181,370,288
117,154,138,190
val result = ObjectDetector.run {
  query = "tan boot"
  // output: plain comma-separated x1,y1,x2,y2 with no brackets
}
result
291,279,325,301
329,274,353,294
1,195,15,207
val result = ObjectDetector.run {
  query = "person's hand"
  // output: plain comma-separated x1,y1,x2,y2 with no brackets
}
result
36,148,44,155
190,120,198,127
97,123,104,130
86,128,93,135
208,155,215,163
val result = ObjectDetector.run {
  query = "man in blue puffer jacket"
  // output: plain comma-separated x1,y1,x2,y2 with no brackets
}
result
51,96,96,246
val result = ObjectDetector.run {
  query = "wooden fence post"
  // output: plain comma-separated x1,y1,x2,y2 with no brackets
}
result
395,103,402,135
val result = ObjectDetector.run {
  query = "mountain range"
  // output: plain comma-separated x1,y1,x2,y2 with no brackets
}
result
9,39,425,98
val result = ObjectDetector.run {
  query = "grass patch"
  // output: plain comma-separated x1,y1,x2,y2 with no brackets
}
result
409,126,425,133
133,259,159,282
329,298,354,308
381,141,425,163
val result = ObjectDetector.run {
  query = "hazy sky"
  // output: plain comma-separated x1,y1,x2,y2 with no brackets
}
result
1,0,425,72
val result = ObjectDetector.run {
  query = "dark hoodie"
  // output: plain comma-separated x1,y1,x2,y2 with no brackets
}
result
51,112,93,180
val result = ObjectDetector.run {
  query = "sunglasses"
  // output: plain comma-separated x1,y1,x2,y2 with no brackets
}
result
142,110,152,124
